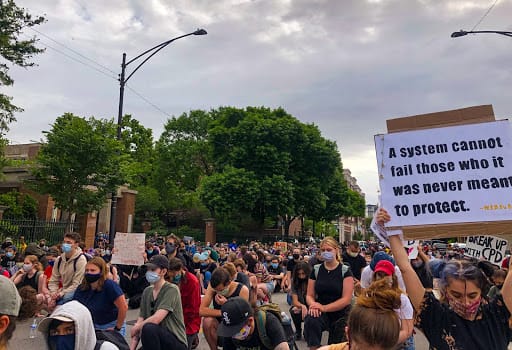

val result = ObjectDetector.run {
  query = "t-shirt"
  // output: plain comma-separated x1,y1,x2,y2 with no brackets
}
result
179,271,201,335
290,281,307,305
341,252,366,280
253,263,272,283
286,259,297,274
73,279,124,325
140,282,187,346
223,312,287,350
267,265,284,276
395,294,414,321
235,272,251,291
416,292,511,350
310,263,353,319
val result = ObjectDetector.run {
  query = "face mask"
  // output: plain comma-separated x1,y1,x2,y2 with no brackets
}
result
147,249,153,254
23,264,32,272
145,271,160,284
172,274,182,284
62,243,72,253
412,260,424,268
104,250,111,256
496,284,503,290
201,262,208,267
49,334,75,350
447,295,481,319
321,251,335,262
271,263,279,269
39,243,45,247
6,252,13,258
288,255,293,260
348,251,359,258
84,273,102,284
232,323,251,340
48,260,55,267
293,254,300,260
218,287,230,297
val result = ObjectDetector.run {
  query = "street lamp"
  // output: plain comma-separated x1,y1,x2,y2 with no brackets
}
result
109,28,207,244
451,30,512,38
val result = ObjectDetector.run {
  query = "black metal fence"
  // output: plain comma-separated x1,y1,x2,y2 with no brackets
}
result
0,219,80,246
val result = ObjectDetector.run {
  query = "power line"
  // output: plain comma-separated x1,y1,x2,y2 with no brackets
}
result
470,0,499,31
27,26,118,76
125,85,173,118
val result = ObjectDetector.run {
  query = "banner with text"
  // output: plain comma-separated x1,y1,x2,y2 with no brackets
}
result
375,120,512,227
464,235,508,265
111,232,146,266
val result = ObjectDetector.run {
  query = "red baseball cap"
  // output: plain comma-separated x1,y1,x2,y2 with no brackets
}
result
374,260,394,276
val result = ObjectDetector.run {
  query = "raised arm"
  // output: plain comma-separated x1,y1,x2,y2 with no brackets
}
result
502,258,512,314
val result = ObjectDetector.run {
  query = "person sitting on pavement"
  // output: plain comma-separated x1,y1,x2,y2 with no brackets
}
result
243,252,274,304
0,276,22,350
38,300,120,350
130,254,187,350
217,296,290,350
200,266,250,350
11,254,52,312
48,232,87,306
73,257,128,336
0,245,20,277
267,255,285,293
168,257,201,350
318,281,401,350
290,261,311,341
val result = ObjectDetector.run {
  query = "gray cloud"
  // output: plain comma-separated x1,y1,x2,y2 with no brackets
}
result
7,0,512,204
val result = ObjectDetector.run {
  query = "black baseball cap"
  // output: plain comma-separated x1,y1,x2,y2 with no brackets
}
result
145,254,169,270
217,297,252,337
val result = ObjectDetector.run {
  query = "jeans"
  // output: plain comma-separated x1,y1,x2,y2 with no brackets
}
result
56,290,75,305
140,323,187,350
95,319,127,337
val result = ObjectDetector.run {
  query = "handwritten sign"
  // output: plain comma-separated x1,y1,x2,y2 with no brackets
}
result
464,235,508,265
404,240,419,259
111,232,146,266
375,120,512,227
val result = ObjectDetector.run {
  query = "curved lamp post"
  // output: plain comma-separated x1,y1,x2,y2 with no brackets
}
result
109,28,207,243
451,30,512,38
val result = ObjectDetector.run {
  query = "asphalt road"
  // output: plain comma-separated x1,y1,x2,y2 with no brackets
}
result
9,290,434,350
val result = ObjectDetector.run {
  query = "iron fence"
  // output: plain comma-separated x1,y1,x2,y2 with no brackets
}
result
0,218,80,246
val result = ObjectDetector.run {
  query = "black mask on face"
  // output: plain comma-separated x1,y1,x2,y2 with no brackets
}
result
84,273,101,284
293,254,300,260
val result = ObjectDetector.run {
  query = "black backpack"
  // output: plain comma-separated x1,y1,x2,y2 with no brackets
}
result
56,253,89,273
94,329,130,350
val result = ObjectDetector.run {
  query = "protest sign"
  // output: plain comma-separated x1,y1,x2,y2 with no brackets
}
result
111,232,146,266
274,241,287,251
404,240,419,259
464,235,508,265
375,120,512,228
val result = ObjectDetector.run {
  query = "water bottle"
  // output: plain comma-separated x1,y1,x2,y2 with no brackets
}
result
281,311,291,325
29,318,37,339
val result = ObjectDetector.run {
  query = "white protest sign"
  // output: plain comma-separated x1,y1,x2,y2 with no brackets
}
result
111,232,146,266
375,120,512,227
404,240,419,259
464,235,508,265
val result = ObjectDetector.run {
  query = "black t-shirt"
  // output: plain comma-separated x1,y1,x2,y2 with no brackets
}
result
267,265,284,276
223,312,287,350
417,292,511,350
310,263,353,318
341,252,366,280
286,259,297,274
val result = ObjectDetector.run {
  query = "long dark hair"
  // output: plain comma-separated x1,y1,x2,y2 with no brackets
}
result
243,253,257,273
292,261,311,292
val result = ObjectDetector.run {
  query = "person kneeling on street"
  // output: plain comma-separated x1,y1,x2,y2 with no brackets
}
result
130,255,187,350
217,297,289,350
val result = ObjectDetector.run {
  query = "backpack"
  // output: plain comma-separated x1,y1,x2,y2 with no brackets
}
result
94,329,130,350
254,303,298,350
56,253,89,273
313,262,349,280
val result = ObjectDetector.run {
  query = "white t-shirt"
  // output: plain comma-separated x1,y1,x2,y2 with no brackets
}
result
394,293,414,321
360,265,406,292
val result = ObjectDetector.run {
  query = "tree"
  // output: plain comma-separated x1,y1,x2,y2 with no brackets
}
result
31,113,126,216
0,0,45,133
0,190,37,219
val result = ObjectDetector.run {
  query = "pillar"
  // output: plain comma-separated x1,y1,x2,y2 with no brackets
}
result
204,218,216,245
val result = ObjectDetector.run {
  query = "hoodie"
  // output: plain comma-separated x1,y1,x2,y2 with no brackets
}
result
48,248,87,295
39,300,118,350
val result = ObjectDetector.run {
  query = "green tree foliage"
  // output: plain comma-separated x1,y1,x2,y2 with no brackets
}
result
0,0,45,133
0,190,37,219
31,113,126,215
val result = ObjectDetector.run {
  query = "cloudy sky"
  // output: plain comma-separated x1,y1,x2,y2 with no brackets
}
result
7,0,512,205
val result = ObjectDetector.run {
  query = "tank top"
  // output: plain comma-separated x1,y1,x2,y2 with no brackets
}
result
213,282,244,310
19,271,40,291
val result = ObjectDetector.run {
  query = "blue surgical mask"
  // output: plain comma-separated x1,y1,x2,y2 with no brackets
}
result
172,274,182,284
288,255,293,260
271,263,279,269
105,249,111,256
201,262,208,267
6,252,13,258
48,260,55,267
49,334,75,350
145,271,160,284
321,251,335,262
62,243,72,253
147,249,153,254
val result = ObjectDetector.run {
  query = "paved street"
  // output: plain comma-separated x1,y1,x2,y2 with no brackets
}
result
9,290,433,350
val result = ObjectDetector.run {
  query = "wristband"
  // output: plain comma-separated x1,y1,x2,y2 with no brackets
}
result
114,326,121,331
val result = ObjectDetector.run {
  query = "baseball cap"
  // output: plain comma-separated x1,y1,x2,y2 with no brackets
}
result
37,314,74,334
0,276,21,316
145,255,169,270
374,260,395,276
217,297,252,338
4,237,12,243
370,251,395,271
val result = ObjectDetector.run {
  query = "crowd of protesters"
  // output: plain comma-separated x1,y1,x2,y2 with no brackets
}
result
0,223,511,350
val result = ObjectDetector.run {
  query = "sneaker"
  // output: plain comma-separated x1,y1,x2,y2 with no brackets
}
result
295,332,302,341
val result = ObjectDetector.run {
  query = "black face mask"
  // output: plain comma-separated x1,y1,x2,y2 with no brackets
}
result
496,284,503,290
84,273,102,284
293,254,300,260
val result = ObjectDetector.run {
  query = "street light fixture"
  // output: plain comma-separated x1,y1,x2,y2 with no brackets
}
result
109,28,207,244
451,30,512,38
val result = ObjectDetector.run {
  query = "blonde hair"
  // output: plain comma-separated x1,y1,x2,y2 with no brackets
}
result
320,237,341,262
24,255,42,271
223,262,237,279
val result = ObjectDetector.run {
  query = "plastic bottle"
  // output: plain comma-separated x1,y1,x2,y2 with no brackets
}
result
281,311,291,325
29,318,37,339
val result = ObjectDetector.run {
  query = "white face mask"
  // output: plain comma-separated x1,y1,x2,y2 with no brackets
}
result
23,263,33,272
